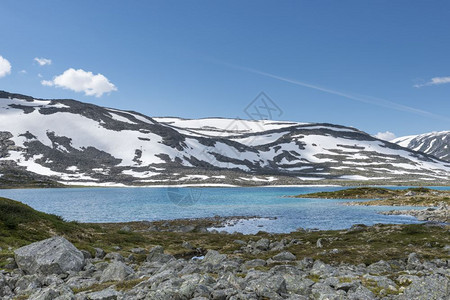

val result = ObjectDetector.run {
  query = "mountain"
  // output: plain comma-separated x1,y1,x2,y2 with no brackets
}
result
393,131,450,163
1,90,449,186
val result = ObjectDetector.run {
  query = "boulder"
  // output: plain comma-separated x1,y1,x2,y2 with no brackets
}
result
255,238,270,251
272,251,296,261
94,247,106,259
14,236,85,275
347,285,376,300
104,252,125,262
119,225,132,232
398,274,450,300
100,261,134,282
182,241,194,250
130,247,146,254
87,288,121,300
202,250,227,266
407,252,422,270
246,274,287,298
146,245,174,263
29,285,74,300
81,250,92,259
14,274,42,294
367,260,392,274
316,238,324,248
244,259,266,268
310,260,336,277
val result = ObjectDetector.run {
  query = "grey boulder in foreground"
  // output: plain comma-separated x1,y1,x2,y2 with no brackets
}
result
14,236,85,275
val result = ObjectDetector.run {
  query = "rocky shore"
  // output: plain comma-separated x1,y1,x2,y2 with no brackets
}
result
0,234,449,300
296,187,450,224
380,202,449,223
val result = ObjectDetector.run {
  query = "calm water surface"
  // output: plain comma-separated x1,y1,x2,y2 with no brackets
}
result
1,186,448,233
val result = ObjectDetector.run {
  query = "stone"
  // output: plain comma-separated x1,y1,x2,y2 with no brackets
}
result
193,284,212,298
347,224,368,233
272,251,296,261
202,250,227,266
87,288,121,300
94,247,106,259
244,259,266,268
146,245,174,263
347,285,376,300
367,260,392,274
104,252,125,262
29,285,74,300
399,274,450,300
269,241,285,252
233,240,246,246
246,274,286,298
119,225,132,232
283,274,314,295
311,260,336,277
130,247,146,254
312,283,347,299
407,252,422,269
255,238,270,251
100,261,134,282
14,236,85,275
4,257,17,269
316,238,324,248
14,274,42,294
81,250,92,259
297,257,314,270
182,241,194,250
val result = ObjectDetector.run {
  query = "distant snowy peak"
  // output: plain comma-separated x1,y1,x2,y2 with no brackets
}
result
393,131,450,162
1,90,450,186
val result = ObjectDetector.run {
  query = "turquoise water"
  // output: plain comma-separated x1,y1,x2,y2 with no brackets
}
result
0,186,447,233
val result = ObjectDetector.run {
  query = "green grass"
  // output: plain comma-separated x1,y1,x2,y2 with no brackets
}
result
0,197,88,247
293,187,398,199
294,187,450,207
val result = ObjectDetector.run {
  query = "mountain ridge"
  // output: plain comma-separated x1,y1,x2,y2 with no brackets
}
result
1,90,449,186
393,131,450,162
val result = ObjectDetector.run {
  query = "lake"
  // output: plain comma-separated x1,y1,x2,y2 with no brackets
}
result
1,186,447,234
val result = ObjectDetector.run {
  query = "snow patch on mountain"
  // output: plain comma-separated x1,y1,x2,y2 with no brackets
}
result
393,131,450,162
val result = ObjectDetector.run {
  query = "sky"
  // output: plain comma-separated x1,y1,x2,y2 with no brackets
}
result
1,1,450,139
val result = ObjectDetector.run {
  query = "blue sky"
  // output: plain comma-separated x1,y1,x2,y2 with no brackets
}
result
1,1,449,138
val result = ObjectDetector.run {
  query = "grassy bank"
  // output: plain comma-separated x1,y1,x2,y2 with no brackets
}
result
293,187,450,207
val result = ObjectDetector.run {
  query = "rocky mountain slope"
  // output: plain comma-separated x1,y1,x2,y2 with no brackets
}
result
393,131,450,162
1,90,449,186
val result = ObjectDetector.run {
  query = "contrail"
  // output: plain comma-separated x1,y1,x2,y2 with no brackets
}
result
211,60,450,122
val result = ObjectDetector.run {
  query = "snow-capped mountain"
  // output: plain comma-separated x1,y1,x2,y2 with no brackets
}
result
1,90,449,186
393,131,450,162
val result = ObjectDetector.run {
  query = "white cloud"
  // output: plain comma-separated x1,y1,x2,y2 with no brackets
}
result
414,76,450,88
41,80,53,86
0,55,12,78
34,57,52,66
41,68,117,97
374,131,396,141
19,70,27,74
